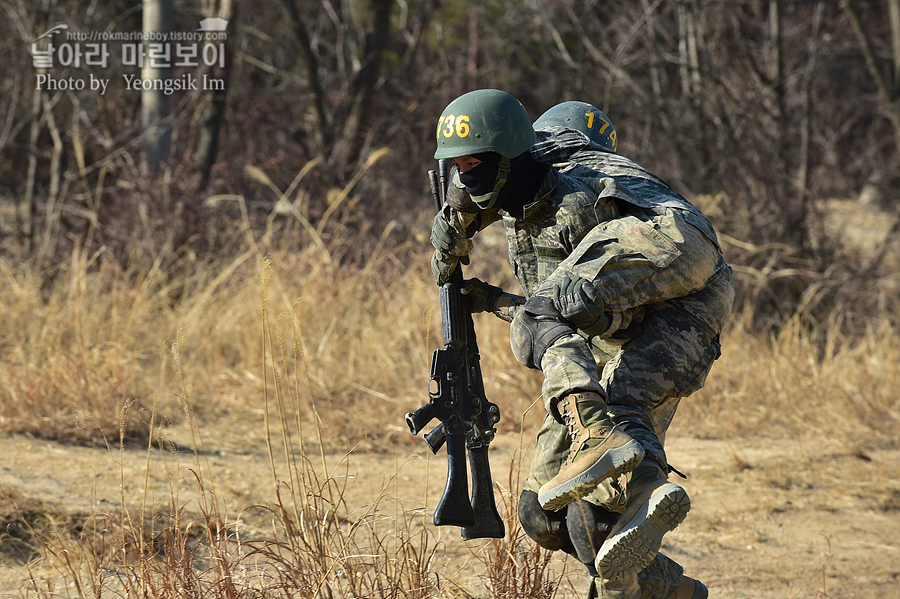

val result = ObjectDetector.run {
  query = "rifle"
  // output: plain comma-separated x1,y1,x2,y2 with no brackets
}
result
404,159,505,540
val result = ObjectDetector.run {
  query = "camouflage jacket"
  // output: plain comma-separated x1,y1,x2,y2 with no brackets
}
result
498,168,626,297
532,127,722,251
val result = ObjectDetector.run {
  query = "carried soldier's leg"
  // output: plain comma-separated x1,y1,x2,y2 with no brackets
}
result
594,461,691,582
522,421,705,599
511,295,644,512
518,211,727,512
566,499,705,599
529,333,644,511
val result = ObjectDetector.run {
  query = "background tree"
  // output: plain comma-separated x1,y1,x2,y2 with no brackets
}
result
141,0,174,174
0,0,897,332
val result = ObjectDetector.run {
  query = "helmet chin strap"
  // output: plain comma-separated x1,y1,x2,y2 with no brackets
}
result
470,155,511,210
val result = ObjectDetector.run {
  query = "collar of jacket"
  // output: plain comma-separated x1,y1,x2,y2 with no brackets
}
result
503,167,560,223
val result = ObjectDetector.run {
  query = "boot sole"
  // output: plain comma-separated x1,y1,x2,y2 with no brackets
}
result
537,439,643,511
594,482,690,581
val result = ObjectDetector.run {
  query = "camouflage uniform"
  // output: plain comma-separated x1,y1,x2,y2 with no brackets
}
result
515,127,731,599
447,127,731,598
521,126,733,507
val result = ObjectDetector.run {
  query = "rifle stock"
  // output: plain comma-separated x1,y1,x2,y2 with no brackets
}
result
403,162,504,540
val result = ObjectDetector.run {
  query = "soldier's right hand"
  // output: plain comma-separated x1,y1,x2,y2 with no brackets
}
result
431,206,473,259
430,206,473,285
460,278,504,313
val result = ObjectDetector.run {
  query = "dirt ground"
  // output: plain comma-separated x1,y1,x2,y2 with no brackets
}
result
0,409,897,599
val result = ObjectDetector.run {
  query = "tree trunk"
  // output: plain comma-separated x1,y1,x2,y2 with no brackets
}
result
768,0,784,122
686,0,700,101
37,92,66,263
841,0,900,155
141,0,174,174
21,78,41,254
193,0,235,192
467,11,479,91
283,0,331,150
677,3,690,99
796,3,825,194
768,1,788,217
331,0,391,170
889,0,900,93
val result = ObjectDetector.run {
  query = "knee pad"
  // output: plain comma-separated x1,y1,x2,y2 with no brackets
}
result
510,296,574,369
518,490,576,555
566,500,619,570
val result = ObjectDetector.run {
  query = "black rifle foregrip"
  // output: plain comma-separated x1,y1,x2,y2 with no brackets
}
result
405,403,438,437
423,423,446,454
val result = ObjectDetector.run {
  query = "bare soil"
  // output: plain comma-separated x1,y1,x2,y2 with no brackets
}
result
0,410,897,599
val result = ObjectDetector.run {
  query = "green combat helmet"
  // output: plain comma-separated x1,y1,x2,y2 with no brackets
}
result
434,89,536,209
534,101,617,152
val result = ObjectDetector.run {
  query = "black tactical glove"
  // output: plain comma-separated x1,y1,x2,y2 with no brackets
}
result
551,273,610,337
431,206,472,260
431,206,473,286
460,278,504,314
431,253,457,287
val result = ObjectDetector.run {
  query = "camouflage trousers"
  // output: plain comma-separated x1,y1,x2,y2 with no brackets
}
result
520,213,732,598
526,209,734,477
526,262,733,491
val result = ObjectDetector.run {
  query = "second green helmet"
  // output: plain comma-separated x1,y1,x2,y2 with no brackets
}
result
533,101,617,152
434,89,536,160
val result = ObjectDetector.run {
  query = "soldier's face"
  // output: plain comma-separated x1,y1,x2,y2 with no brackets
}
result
452,156,482,173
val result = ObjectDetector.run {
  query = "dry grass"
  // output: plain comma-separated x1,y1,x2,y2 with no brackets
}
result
2,218,896,454
0,217,563,598
682,309,900,449
0,188,898,597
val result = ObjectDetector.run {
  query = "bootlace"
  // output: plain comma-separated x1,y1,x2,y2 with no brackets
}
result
558,399,581,442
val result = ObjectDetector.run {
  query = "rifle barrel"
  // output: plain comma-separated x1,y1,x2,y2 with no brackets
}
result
438,159,450,206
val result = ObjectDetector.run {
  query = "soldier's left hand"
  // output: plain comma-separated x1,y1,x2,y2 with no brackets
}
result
431,253,458,286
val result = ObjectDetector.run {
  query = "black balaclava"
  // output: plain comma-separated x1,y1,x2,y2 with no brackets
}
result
458,151,549,218
457,152,501,196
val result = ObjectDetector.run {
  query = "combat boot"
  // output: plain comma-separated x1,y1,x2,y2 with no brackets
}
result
585,573,706,599
594,462,691,582
538,392,644,511
586,575,640,599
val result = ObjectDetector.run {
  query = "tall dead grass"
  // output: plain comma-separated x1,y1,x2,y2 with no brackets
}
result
681,309,900,449
3,219,896,453
0,223,564,598
1,178,899,597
